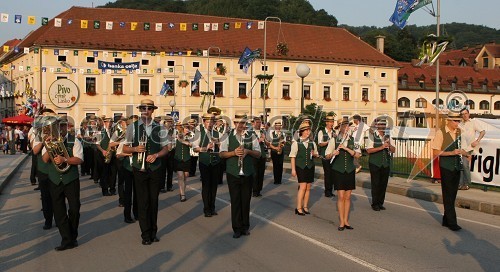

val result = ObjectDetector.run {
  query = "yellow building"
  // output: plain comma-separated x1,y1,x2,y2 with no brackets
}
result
0,6,399,127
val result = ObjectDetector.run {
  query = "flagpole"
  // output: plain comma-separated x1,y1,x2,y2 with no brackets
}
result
250,62,253,118
435,0,440,129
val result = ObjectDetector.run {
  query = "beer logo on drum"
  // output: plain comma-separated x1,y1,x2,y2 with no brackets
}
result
48,79,80,108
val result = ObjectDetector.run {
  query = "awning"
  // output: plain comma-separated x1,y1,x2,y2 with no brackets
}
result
1,114,34,125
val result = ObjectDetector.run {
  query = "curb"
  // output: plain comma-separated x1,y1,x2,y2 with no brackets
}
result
0,154,31,194
266,165,500,215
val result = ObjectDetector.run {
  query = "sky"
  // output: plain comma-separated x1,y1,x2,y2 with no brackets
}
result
1,0,499,45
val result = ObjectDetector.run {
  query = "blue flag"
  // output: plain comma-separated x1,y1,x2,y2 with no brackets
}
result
192,69,202,91
238,47,261,74
389,0,416,29
160,82,172,96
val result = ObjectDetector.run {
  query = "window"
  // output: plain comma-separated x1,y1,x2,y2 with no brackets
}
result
87,57,95,63
56,76,67,80
482,84,488,91
323,86,331,101
238,83,247,98
416,98,427,108
114,58,122,63
58,56,67,62
284,67,290,72
342,87,350,101
303,85,311,100
113,78,123,95
494,101,500,110
380,89,387,102
282,84,290,99
86,77,96,95
361,117,368,124
432,98,443,106
167,61,175,66
362,88,369,101
401,79,408,88
398,97,410,108
261,65,268,72
191,79,199,95
215,82,224,97
480,100,490,110
449,99,460,108
416,117,426,128
465,100,475,110
419,81,425,89
381,72,386,78
140,79,149,95
483,56,489,68
363,72,369,77
467,82,472,91
344,70,350,76
325,69,331,75
165,80,174,96
141,59,149,66
260,83,269,98
193,62,200,68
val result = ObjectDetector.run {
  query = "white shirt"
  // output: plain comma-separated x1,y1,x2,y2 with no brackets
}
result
459,119,485,152
220,130,260,152
317,128,335,144
14,129,24,140
289,138,318,158
350,122,369,147
325,134,362,155
125,120,168,147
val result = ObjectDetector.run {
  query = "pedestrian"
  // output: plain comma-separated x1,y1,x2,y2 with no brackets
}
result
325,120,361,231
458,108,486,190
432,112,466,231
174,121,193,202
366,118,395,211
122,99,171,245
290,122,318,215
219,114,261,238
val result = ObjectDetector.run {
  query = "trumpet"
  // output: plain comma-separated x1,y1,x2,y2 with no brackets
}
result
138,130,147,172
276,133,285,155
237,134,245,176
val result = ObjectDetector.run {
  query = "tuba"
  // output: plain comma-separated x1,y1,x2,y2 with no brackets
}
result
276,133,285,155
35,115,71,173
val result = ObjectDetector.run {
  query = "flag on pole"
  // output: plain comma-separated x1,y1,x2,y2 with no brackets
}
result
390,0,432,29
192,69,202,92
238,47,261,73
159,82,172,96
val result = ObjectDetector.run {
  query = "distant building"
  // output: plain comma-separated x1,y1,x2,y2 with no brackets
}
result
0,6,399,127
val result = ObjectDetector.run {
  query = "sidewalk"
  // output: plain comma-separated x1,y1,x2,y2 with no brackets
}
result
0,152,32,193
267,162,500,216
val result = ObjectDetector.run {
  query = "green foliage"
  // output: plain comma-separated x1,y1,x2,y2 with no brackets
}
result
286,103,336,136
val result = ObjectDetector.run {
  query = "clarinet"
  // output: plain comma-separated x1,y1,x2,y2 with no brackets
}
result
457,129,463,171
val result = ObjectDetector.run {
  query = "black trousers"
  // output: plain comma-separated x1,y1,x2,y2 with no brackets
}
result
92,148,102,182
322,159,334,194
218,159,226,184
271,151,284,184
440,167,460,227
82,146,93,175
200,162,220,213
133,168,161,241
123,167,138,220
30,152,37,185
115,158,125,204
99,154,112,194
189,156,198,176
226,173,253,233
165,150,175,189
252,157,266,194
38,171,53,225
49,179,80,247
369,164,390,207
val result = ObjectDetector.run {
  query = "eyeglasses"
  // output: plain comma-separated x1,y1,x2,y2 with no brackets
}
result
139,106,154,111
452,120,461,123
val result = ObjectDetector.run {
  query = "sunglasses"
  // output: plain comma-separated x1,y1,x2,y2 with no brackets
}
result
139,106,154,111
452,120,461,123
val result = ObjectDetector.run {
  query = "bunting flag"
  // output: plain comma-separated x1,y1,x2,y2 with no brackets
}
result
192,23,198,31
390,0,432,29
235,22,241,29
27,16,36,25
211,23,218,31
106,21,113,30
204,23,210,31
223,23,229,30
94,20,101,29
54,18,62,27
81,20,88,29
1,13,8,23
131,22,137,30
180,23,187,31
3,46,9,52
14,15,22,24
41,17,48,25
238,47,261,74
155,23,162,31
67,19,73,25
258,21,265,29
24,48,29,54
192,69,202,92
246,22,252,29
144,22,150,30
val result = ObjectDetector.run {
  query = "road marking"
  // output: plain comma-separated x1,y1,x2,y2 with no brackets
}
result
186,184,389,272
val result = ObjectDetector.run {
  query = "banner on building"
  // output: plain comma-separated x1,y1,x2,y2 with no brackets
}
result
98,60,140,71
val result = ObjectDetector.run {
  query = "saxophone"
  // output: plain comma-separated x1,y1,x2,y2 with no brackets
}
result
104,123,126,164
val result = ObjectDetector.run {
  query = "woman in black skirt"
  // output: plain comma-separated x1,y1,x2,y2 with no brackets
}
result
290,122,318,216
174,122,192,202
325,120,361,230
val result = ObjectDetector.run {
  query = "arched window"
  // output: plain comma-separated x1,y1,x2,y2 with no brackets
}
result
494,101,500,110
479,100,490,110
416,98,427,108
398,97,410,108
432,98,443,106
465,99,475,110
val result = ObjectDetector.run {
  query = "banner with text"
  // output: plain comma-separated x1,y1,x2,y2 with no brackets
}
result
98,60,140,71
470,138,500,187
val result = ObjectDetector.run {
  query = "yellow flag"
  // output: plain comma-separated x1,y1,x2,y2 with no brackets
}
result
122,52,127,57
235,22,242,29
187,51,192,56
160,52,165,57
27,16,36,25
180,23,187,31
34,66,39,72
43,49,49,55
3,46,9,52
81,20,88,29
131,22,137,30
83,51,88,56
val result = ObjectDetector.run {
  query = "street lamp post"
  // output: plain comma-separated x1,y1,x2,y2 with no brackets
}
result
263,16,281,124
207,46,221,108
296,64,310,114
169,99,176,112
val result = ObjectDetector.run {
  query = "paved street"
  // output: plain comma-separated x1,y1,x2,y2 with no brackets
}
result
1,158,499,271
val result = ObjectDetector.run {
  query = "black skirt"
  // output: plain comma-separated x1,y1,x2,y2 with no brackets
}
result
174,158,191,172
295,166,315,183
332,170,355,191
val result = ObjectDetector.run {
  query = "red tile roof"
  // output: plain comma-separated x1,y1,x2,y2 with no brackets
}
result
439,46,482,67
0,39,22,58
2,6,399,68
399,62,500,92
484,43,500,58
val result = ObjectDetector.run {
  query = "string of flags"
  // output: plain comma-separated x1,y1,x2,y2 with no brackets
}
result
0,12,266,31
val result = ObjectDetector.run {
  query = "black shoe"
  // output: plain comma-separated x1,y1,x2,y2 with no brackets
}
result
102,191,111,196
372,205,380,211
379,206,386,210
303,208,310,215
54,244,75,251
338,226,345,231
43,224,52,230
448,225,462,231
295,208,305,216
118,203,124,207
204,212,212,217
142,239,152,245
166,187,174,192
241,230,250,236
211,211,218,216
232,232,241,239
110,191,117,195
34,187,40,191
152,237,160,242
180,195,187,202
160,188,167,193
325,192,333,197
345,225,354,230
124,218,135,224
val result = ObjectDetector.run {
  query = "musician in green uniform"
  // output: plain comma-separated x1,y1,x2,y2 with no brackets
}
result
250,116,267,197
42,115,83,251
366,118,395,211
325,120,361,231
219,115,261,239
317,115,336,197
